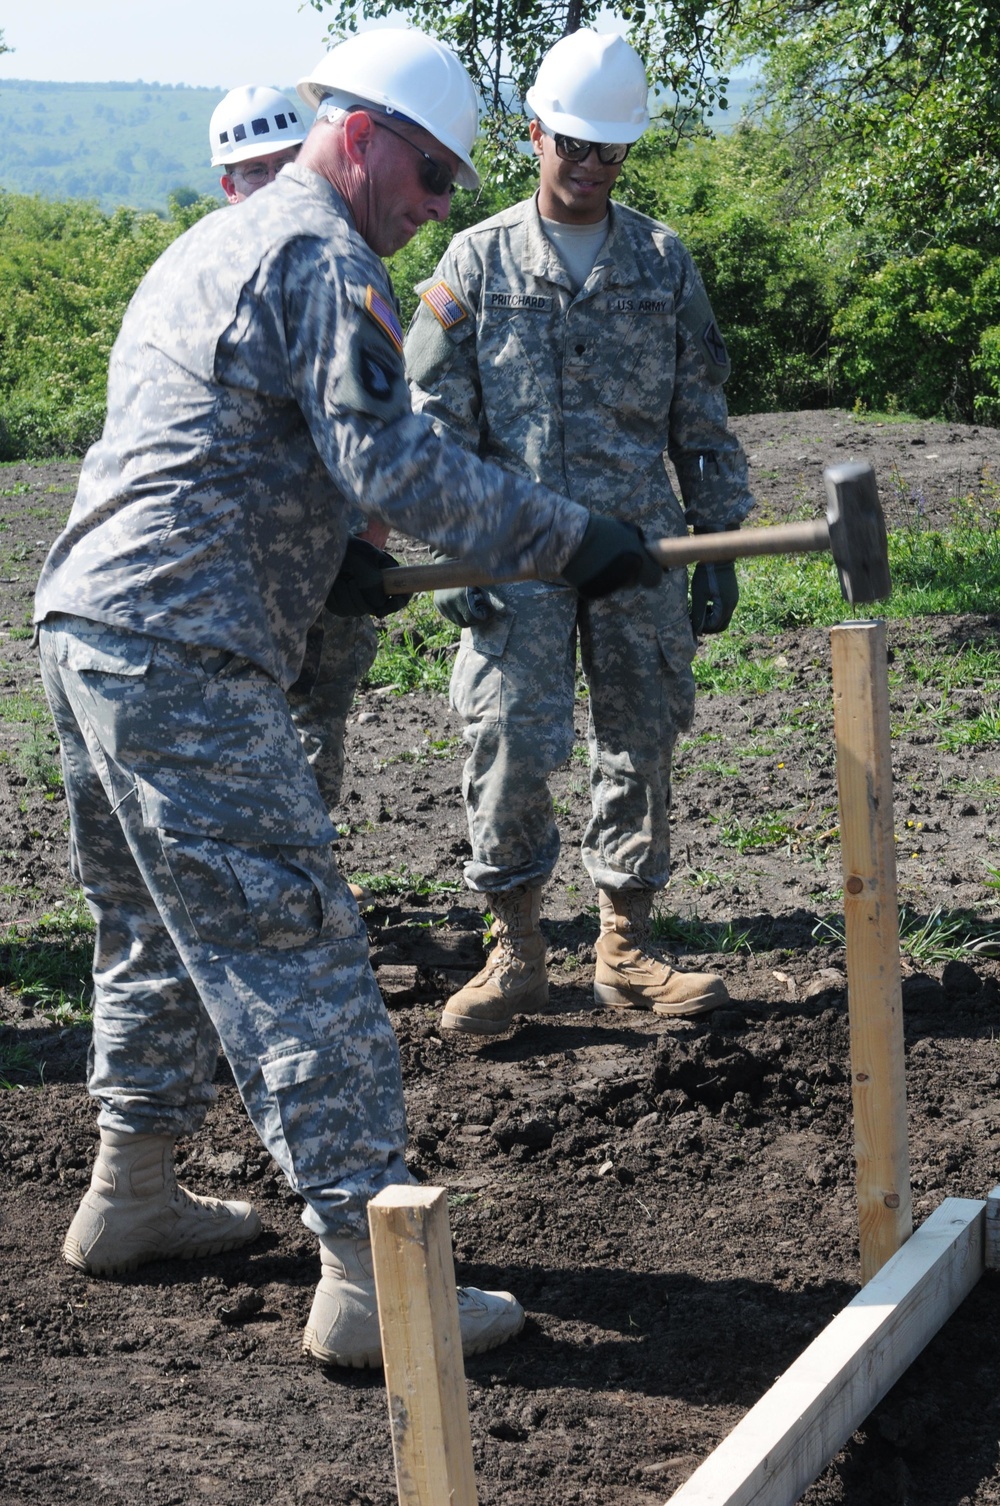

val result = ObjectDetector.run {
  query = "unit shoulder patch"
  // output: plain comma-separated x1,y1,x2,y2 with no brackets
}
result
420,279,468,330
702,319,728,369
364,284,403,353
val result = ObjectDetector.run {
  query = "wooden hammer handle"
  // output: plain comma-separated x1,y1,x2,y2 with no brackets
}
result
380,518,831,595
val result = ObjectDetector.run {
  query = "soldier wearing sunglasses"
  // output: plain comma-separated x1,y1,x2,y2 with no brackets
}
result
38,28,661,1376
406,29,756,1037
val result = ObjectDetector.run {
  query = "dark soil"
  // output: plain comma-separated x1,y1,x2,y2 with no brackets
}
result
2,408,1000,1506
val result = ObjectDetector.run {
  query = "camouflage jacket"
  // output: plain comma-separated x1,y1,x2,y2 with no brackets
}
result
34,166,588,688
405,194,754,541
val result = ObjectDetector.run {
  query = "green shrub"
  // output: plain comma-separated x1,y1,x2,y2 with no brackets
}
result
0,191,216,459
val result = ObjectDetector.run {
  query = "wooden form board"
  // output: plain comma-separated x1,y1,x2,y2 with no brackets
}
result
664,1197,984,1506
368,1185,478,1506
830,621,913,1281
986,1186,1000,1270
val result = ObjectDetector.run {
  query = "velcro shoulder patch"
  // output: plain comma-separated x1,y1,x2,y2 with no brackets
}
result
420,279,468,330
365,284,403,353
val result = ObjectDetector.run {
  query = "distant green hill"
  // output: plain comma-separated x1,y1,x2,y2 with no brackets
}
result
0,74,758,216
0,78,307,212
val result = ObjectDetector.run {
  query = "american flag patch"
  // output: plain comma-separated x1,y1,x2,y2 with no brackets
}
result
420,279,467,330
365,285,403,353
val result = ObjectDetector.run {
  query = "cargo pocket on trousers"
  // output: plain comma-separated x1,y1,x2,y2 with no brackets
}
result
450,607,515,724
157,832,341,951
135,766,353,953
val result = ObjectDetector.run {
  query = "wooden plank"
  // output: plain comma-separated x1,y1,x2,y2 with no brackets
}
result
985,1185,1000,1270
830,620,913,1281
368,1185,478,1506
665,1197,984,1506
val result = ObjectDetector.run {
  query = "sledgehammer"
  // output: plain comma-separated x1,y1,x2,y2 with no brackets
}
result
381,461,891,606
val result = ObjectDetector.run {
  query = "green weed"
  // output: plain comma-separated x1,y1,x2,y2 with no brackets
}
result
681,867,735,892
368,596,459,696
12,721,62,789
937,706,1000,752
714,811,797,852
0,1040,44,1090
813,905,1000,963
348,866,461,899
651,910,753,954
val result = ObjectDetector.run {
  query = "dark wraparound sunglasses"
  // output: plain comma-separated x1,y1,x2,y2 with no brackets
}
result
541,124,631,166
369,116,457,196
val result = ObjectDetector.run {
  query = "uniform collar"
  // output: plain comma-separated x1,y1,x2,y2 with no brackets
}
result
524,192,640,292
276,162,357,230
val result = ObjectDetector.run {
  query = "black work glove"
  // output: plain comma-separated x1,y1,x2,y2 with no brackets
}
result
561,514,661,599
690,560,739,634
327,536,411,618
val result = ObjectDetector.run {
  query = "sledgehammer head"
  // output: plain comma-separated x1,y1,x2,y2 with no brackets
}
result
823,461,891,604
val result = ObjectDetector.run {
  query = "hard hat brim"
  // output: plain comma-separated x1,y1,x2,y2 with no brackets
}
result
524,93,649,144
298,82,480,191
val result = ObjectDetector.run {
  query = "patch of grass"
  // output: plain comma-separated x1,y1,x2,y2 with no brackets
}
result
693,639,795,695
0,1040,44,1090
725,502,1000,634
813,905,1000,963
893,643,1000,697
694,758,741,777
0,891,95,1024
12,721,62,789
938,706,1000,752
0,482,30,497
368,597,460,696
0,688,50,723
6,627,33,641
651,910,753,954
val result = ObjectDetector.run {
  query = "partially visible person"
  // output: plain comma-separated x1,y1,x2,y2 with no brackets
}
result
210,83,382,902
37,28,660,1372
210,84,307,203
406,29,755,1037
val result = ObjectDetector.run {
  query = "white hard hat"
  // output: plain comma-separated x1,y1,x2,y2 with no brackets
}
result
210,85,308,167
298,28,480,191
525,30,650,143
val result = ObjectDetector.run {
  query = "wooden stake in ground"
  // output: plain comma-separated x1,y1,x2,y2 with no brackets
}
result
368,1185,478,1506
830,620,912,1282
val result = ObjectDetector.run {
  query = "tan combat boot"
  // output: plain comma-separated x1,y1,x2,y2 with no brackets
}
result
302,1235,526,1368
594,889,729,1017
440,885,548,1035
63,1129,262,1276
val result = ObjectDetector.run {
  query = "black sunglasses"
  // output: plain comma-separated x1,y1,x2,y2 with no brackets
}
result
542,125,630,166
369,117,457,196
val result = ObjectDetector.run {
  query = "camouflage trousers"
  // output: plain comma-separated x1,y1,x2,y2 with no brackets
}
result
38,615,408,1240
287,608,379,812
450,569,696,894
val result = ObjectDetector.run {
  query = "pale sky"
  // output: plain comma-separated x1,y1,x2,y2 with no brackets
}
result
0,1,346,90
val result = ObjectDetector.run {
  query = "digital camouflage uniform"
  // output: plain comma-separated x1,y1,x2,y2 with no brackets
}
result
288,609,379,811
405,195,755,897
35,164,589,1239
